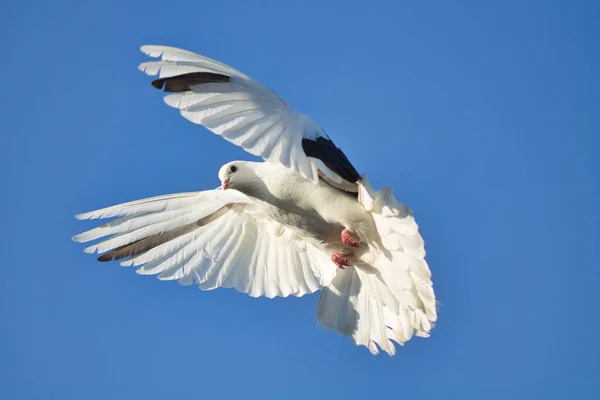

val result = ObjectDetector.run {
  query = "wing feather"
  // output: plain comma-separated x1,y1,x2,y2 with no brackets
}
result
139,45,360,188
74,190,336,298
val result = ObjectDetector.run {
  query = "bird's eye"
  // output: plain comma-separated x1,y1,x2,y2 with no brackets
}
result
230,165,237,173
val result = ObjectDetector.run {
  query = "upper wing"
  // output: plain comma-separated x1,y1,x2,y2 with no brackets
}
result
138,45,360,191
73,189,336,298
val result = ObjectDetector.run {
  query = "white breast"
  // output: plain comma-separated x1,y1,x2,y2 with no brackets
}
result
248,162,379,253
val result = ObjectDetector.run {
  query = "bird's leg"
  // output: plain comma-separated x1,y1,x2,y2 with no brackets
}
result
331,252,351,269
341,228,362,248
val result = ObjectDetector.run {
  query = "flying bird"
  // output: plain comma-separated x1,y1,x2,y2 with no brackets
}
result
73,45,437,355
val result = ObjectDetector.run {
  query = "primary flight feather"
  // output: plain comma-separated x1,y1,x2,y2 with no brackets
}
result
73,45,437,355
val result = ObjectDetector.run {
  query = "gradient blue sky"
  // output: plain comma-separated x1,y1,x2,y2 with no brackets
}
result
2,0,599,398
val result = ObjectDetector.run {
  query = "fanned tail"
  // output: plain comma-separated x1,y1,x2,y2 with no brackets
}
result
317,176,437,355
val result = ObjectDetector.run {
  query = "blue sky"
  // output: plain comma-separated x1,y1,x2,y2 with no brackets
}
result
1,0,599,398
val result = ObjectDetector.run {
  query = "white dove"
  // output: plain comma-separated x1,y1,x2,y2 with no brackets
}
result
73,45,437,355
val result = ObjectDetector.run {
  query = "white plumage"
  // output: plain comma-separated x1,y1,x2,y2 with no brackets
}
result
73,45,437,355
138,45,331,185
74,189,333,297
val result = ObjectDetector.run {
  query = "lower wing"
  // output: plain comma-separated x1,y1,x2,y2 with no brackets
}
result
73,189,336,298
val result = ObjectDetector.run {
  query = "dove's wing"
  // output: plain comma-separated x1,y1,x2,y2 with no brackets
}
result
73,189,336,298
138,45,360,192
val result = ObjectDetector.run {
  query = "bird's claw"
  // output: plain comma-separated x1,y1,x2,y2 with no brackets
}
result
342,229,362,248
331,252,351,269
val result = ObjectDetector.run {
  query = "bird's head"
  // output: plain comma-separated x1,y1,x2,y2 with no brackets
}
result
218,161,255,191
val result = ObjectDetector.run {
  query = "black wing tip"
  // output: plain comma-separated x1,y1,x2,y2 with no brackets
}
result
302,137,361,183
97,253,116,262
96,244,136,262
151,72,231,93
151,79,165,89
93,207,232,264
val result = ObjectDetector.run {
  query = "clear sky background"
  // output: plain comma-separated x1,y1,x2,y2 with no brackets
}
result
1,0,599,398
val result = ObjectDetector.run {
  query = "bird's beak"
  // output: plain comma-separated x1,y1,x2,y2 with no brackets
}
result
221,178,230,190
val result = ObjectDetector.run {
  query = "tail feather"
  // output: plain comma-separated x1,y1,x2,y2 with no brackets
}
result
317,176,437,355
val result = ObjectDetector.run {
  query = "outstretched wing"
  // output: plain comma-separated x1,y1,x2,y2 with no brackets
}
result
138,45,360,191
73,190,337,298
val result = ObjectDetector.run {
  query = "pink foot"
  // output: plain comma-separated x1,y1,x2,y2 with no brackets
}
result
331,252,351,269
342,229,362,248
